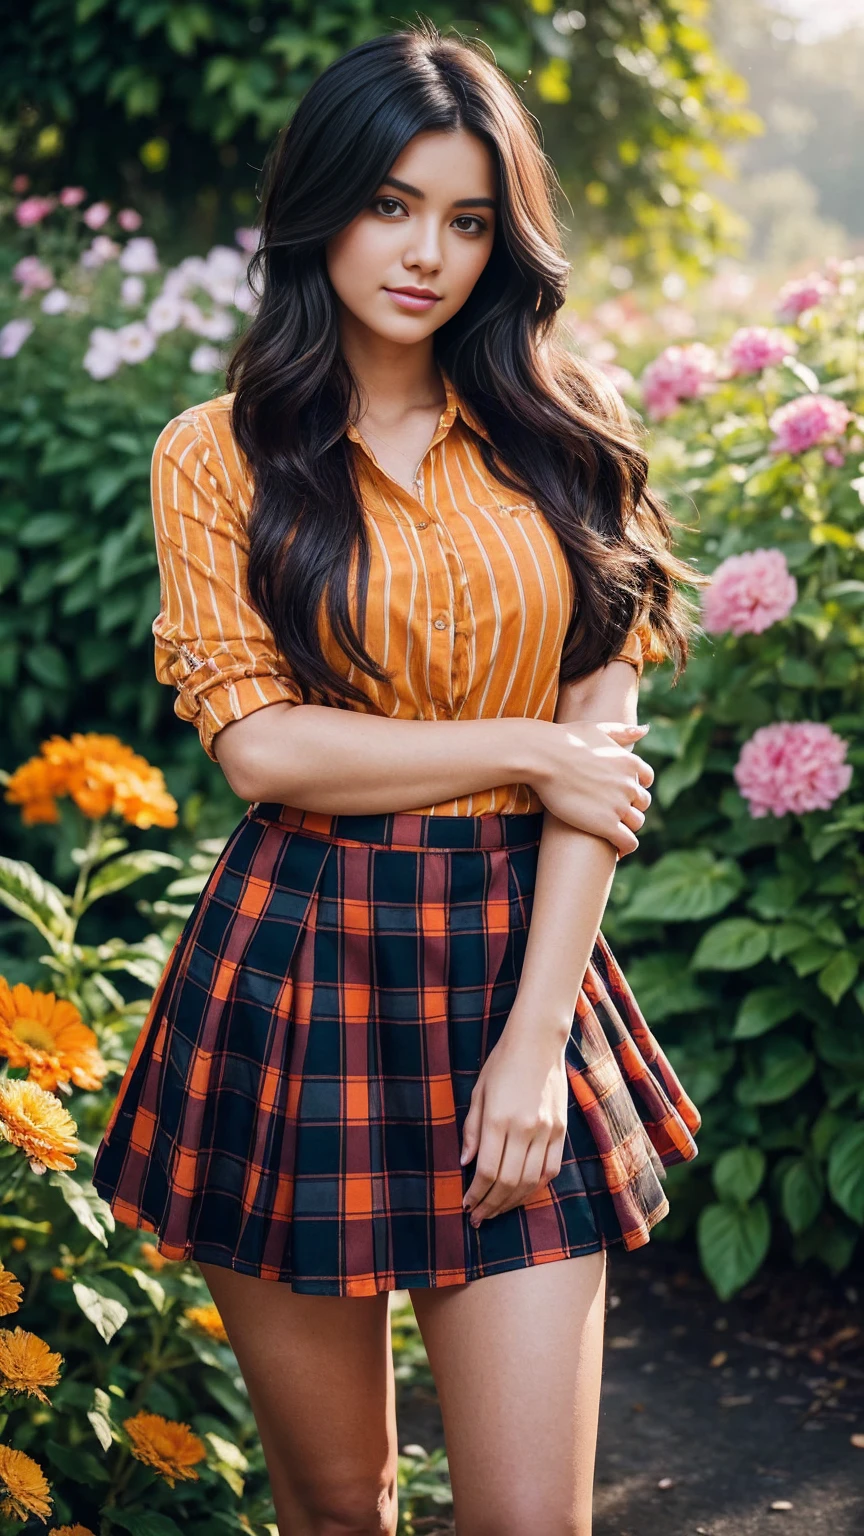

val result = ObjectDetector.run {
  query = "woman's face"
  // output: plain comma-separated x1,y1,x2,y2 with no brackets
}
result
325,128,498,345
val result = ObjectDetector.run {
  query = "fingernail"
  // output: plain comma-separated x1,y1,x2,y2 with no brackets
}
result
470,1217,481,1228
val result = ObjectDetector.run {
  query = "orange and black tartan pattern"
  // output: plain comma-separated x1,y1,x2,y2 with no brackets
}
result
92,805,701,1297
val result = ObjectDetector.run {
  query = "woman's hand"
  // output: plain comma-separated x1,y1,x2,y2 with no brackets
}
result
530,718,654,857
460,1020,570,1227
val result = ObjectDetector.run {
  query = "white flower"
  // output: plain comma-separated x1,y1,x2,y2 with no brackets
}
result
89,325,118,349
180,298,207,333
146,294,185,334
0,318,34,358
118,236,160,275
189,343,224,373
120,275,146,306
234,226,260,253
82,200,111,229
83,345,120,379
40,288,72,315
233,282,258,315
115,321,157,363
850,472,864,506
164,255,209,296
191,307,235,341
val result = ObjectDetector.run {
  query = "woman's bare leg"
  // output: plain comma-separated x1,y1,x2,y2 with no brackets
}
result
196,1262,398,1535
409,1249,607,1536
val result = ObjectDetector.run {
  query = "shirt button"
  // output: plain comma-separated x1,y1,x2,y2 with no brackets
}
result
415,520,428,529
433,617,448,630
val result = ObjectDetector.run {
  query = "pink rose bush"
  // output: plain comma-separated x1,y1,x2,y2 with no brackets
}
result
725,326,795,377
768,394,851,456
774,271,836,322
641,342,717,420
702,548,797,636
734,722,853,819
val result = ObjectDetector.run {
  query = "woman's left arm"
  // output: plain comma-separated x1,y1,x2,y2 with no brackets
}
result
460,658,646,1226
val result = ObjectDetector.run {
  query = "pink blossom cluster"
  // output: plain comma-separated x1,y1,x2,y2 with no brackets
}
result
734,721,852,819
774,271,836,322
702,548,797,636
640,343,717,420
13,187,142,230
768,394,852,456
725,326,795,377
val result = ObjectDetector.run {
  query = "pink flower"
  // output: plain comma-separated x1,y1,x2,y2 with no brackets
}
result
59,186,87,206
734,721,852,819
117,208,143,231
0,319,35,358
702,548,797,636
82,200,112,229
726,326,795,377
823,445,846,467
12,256,54,294
11,175,30,193
15,196,55,227
775,271,835,322
234,227,260,254
641,343,717,420
768,394,851,455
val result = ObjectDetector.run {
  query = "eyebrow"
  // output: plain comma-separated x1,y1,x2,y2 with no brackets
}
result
379,175,498,210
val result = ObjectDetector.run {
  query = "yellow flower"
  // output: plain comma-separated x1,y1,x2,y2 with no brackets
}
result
50,1526,96,1536
184,1303,229,1344
0,1443,53,1521
5,733,177,830
0,1326,63,1404
138,1241,172,1272
10,1237,26,1253
0,1079,79,1173
122,1411,206,1488
0,1269,24,1318
0,980,108,1094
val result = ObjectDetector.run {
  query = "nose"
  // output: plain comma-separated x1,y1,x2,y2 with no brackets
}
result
402,215,443,273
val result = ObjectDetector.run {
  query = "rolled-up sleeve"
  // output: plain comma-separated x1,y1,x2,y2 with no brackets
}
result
150,408,303,762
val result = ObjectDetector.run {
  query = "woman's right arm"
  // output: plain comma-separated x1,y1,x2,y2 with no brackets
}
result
214,703,652,857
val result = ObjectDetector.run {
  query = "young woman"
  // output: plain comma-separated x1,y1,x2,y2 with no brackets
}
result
93,23,702,1535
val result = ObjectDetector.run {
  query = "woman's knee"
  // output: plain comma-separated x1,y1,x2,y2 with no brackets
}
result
296,1472,397,1534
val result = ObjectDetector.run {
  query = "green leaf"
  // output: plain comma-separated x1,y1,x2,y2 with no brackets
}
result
624,849,743,923
781,1158,824,1235
81,850,183,911
18,512,76,547
48,1170,114,1246
111,1510,187,1536
817,951,859,1004
712,1145,765,1203
697,1199,771,1300
72,1280,129,1343
44,1439,111,1483
733,986,800,1040
24,643,71,689
736,1038,816,1106
87,1386,120,1452
691,917,770,971
827,1123,864,1224
0,857,72,946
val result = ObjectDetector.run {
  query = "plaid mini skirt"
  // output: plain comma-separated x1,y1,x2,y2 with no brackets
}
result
91,802,701,1297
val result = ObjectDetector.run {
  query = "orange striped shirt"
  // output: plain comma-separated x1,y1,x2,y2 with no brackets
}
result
150,367,643,816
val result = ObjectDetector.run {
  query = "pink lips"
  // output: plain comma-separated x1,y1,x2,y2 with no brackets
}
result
384,288,441,312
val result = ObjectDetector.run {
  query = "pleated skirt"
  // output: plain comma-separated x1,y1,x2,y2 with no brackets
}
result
91,802,701,1296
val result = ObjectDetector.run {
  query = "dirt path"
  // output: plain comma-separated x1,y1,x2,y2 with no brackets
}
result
398,1241,864,1534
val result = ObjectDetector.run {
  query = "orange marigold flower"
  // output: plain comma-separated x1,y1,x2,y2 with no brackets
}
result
0,1443,53,1522
138,1241,171,1272
0,980,108,1094
0,1079,79,1173
122,1411,206,1488
184,1303,229,1344
5,733,177,830
50,1267,69,1281
10,1237,26,1253
50,1526,96,1536
0,1326,63,1404
0,1268,24,1317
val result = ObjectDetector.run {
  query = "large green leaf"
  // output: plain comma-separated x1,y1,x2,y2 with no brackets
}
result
72,1279,129,1342
48,1170,114,1246
81,849,183,911
111,1511,186,1536
781,1157,824,1234
691,917,770,971
817,951,859,1004
624,849,743,923
0,857,72,946
712,1145,765,1204
732,986,801,1039
736,1038,816,1105
697,1199,771,1300
827,1123,864,1224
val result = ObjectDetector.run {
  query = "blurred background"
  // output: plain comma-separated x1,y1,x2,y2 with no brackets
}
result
0,5,863,1534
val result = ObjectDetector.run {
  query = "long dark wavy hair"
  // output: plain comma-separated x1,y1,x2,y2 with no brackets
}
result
225,21,705,708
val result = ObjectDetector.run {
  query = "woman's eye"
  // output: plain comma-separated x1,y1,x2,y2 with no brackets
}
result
453,215,486,234
370,198,487,234
372,197,404,217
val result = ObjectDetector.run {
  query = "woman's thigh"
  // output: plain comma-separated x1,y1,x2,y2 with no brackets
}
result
409,1249,607,1536
196,1262,398,1535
